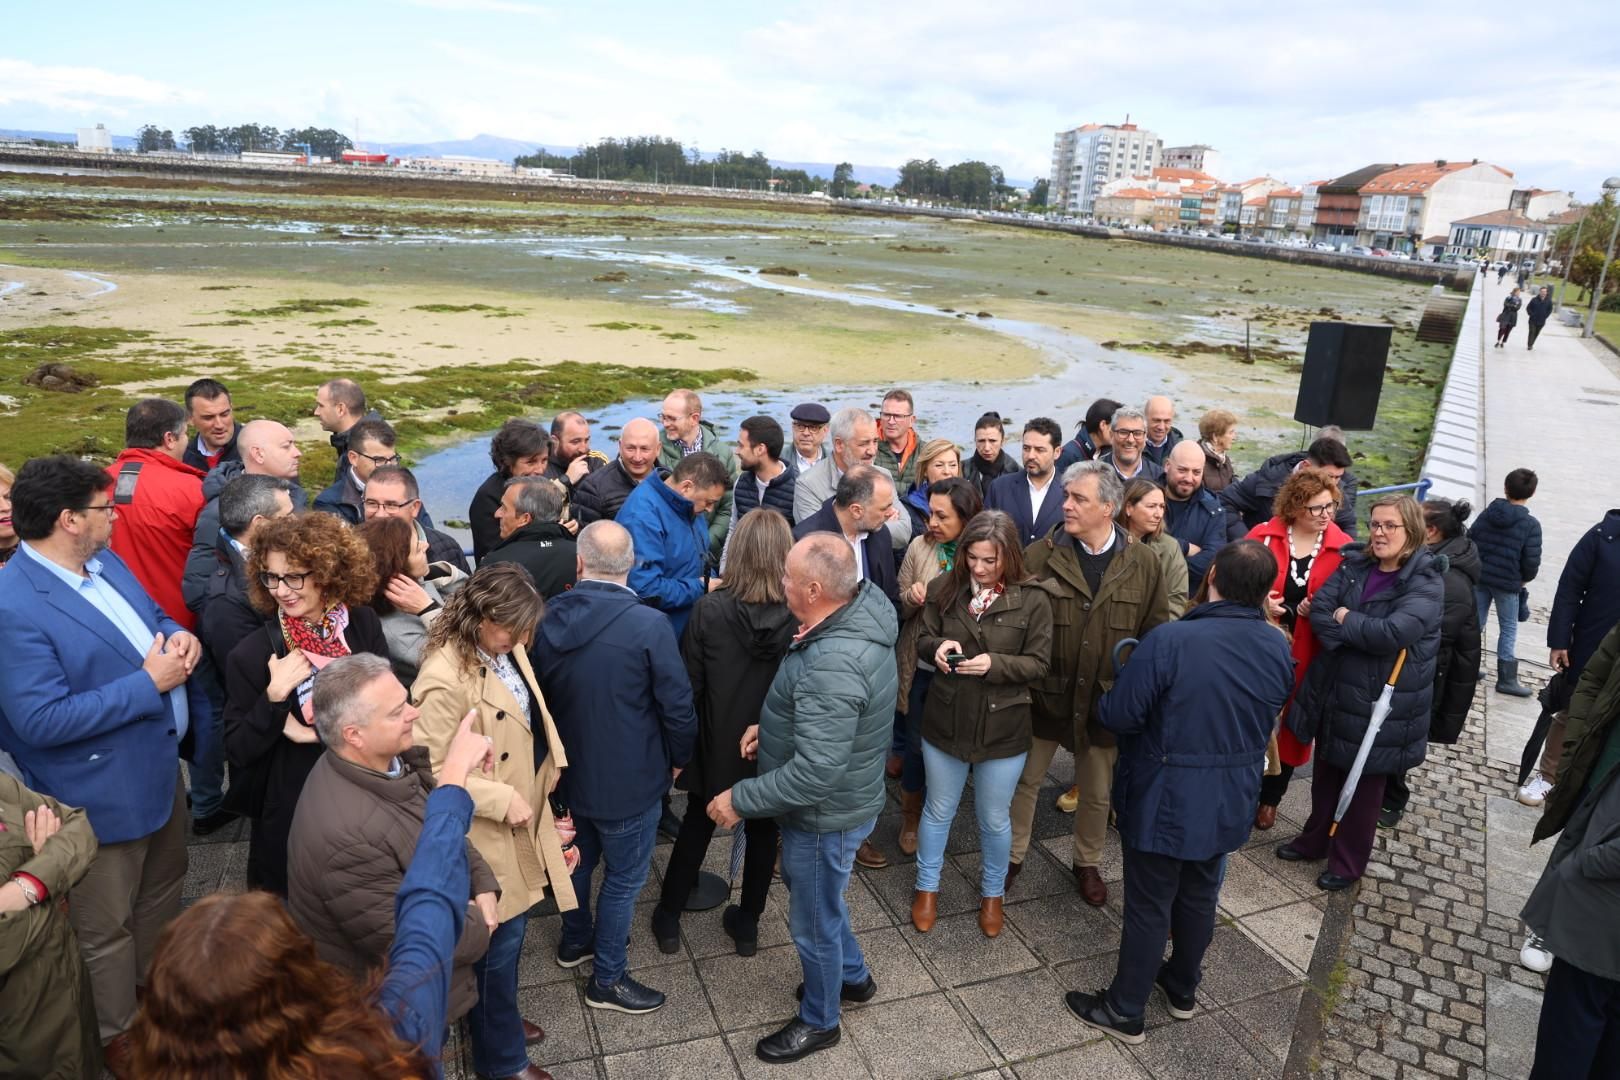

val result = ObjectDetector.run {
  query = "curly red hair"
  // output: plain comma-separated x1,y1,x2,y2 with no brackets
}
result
128,891,436,1078
246,512,378,616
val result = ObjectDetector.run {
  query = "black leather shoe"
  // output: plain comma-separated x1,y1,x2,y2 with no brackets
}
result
650,904,681,955
191,808,238,836
722,904,758,957
1064,989,1145,1045
1377,806,1402,830
795,974,877,1003
1155,966,1196,1020
1275,843,1315,862
1317,871,1358,892
755,1017,842,1063
585,975,666,1014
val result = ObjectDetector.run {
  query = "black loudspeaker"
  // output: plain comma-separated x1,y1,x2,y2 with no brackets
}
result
1292,322,1393,430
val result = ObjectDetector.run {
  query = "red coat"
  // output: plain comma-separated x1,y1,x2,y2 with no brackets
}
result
1246,516,1352,766
106,449,206,630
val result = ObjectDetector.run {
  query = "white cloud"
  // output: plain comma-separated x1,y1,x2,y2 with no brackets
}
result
0,58,197,114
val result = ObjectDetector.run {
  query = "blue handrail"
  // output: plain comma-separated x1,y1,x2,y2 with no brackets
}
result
1355,478,1432,502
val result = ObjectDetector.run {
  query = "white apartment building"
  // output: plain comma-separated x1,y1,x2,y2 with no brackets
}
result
1050,122,1163,215
1161,144,1222,180
76,124,112,153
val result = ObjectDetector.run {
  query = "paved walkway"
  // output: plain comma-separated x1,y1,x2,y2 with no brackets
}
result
1309,274,1620,1080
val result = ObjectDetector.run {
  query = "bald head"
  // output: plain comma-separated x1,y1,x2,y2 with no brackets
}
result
1145,396,1176,446
237,419,301,480
577,519,635,581
785,534,858,623
1163,439,1205,500
617,418,661,481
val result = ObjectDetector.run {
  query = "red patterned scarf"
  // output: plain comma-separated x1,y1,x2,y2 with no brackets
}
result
278,604,352,658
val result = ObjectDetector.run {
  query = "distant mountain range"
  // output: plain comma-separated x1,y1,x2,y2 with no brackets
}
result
2,128,1031,189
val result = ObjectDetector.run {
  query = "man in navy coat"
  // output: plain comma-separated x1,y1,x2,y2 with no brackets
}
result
793,465,899,605
984,417,1066,546
1064,540,1293,1045
0,455,211,1059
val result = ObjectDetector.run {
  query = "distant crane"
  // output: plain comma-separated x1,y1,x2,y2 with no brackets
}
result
292,142,313,166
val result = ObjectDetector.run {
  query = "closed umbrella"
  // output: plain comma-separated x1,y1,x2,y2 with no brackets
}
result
1329,649,1407,837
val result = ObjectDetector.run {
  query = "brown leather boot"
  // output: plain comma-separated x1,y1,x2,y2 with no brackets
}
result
1254,804,1277,831
855,838,889,869
978,896,1004,938
911,889,938,932
898,790,923,856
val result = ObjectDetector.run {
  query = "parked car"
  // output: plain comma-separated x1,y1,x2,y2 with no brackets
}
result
1388,250,1412,261
1312,242,1335,252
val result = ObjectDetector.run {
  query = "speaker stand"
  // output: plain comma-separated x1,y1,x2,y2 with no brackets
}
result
684,870,730,912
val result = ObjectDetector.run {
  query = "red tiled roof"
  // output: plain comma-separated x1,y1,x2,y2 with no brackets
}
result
1361,161,1513,194
1450,209,1547,229
1102,187,1159,200
1267,189,1301,199
1244,196,1266,206
1152,167,1215,182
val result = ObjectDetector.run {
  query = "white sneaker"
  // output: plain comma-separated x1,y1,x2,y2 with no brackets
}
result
1520,932,1553,973
1517,774,1552,807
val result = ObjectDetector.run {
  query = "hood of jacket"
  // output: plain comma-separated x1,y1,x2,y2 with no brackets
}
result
536,579,642,656
641,468,697,520
1600,509,1620,540
1480,498,1531,531
1431,533,1482,586
794,579,899,656
721,592,800,661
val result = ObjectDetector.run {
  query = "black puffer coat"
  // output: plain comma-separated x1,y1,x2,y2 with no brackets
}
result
1287,546,1444,775
1429,535,1483,744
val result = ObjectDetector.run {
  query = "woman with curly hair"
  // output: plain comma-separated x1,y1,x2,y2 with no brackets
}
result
223,512,387,895
357,515,467,686
412,562,574,1080
129,717,498,1078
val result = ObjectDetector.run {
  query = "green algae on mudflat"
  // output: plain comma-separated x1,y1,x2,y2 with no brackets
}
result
0,324,753,487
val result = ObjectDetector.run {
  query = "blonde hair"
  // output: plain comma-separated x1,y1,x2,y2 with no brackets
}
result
914,438,960,481
1368,494,1425,564
424,562,544,669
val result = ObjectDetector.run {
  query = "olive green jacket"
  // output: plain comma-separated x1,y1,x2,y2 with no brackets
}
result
1536,622,1620,844
658,420,739,560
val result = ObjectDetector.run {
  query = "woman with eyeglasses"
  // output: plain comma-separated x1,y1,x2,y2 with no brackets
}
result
1246,469,1353,830
1278,494,1442,890
357,515,467,686
223,513,387,895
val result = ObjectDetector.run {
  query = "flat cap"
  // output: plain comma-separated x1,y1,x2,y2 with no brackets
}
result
790,403,831,425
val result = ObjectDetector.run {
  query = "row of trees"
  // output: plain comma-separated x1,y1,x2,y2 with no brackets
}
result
895,158,1012,206
515,137,821,192
139,123,355,159
1549,193,1620,299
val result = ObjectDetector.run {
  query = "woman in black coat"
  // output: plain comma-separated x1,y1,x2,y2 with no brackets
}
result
1381,499,1481,828
468,419,550,562
651,510,796,958
1280,495,1443,890
1495,287,1523,347
223,514,388,896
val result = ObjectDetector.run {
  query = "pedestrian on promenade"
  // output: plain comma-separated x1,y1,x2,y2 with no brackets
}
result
708,534,898,1064
1497,262,1509,284
224,512,387,895
413,564,575,1080
1065,541,1294,1045
1008,461,1171,906
1247,469,1351,830
1496,286,1523,347
1521,622,1620,1076
1197,409,1240,494
1467,469,1542,702
1381,498,1482,829
468,419,551,562
911,510,1053,938
967,412,1020,495
130,713,499,1078
652,510,795,959
891,477,982,853
1278,495,1442,890
1535,508,1620,805
1526,286,1554,349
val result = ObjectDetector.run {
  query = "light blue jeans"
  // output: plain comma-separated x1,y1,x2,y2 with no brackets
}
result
916,740,1027,898
1475,585,1519,662
780,818,876,1030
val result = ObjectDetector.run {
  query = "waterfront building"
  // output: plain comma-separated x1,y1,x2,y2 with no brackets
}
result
1354,160,1516,254
1161,144,1223,179
1446,209,1549,264
1049,122,1163,215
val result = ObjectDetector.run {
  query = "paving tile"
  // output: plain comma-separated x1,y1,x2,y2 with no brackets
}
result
909,910,1040,987
181,840,234,899
1222,984,1304,1066
517,914,584,988
843,993,996,1080
697,942,810,1031
1039,827,1124,883
864,856,980,923
1051,954,1181,1032
1484,795,1546,917
518,978,595,1065
536,1060,602,1080
588,961,720,1056
1485,974,1543,1080
621,899,696,972
956,847,1070,902
1124,1013,1273,1079
1012,1041,1150,1079
602,1034,741,1079
1237,843,1327,896
1235,899,1324,977
1186,925,1299,1007
726,1020,874,1080
1002,889,1121,964
1215,847,1308,917
854,926,942,1002
679,890,796,960
955,967,1092,1060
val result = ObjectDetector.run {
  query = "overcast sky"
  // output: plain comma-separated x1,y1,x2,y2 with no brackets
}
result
6,0,1618,193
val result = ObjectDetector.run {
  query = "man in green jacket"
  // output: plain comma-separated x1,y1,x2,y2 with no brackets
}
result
657,389,739,562
708,534,899,1065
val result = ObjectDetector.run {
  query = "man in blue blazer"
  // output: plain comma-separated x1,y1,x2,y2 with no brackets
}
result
0,455,210,1057
984,417,1066,547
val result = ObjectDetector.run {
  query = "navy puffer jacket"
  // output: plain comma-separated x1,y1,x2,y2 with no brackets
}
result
1550,510,1620,680
1467,498,1542,593
1287,547,1444,775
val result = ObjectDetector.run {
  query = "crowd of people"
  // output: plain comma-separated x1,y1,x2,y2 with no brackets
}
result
0,370,1615,1077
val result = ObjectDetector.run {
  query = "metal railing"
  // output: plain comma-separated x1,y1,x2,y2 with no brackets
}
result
1354,478,1433,502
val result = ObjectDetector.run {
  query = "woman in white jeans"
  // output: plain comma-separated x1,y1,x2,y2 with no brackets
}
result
910,510,1053,939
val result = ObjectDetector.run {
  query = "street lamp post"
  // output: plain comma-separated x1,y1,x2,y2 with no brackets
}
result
1583,178,1620,339
1556,208,1587,312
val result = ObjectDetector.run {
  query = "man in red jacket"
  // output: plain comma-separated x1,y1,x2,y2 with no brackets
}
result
107,399,206,631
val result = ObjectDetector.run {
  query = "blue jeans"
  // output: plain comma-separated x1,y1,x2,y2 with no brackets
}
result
560,799,660,989
1476,585,1519,662
467,912,529,1077
916,740,1026,897
779,818,876,1030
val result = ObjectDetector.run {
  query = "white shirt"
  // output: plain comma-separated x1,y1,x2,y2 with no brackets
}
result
848,531,869,580
1078,530,1118,556
1027,472,1055,518
795,450,823,475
